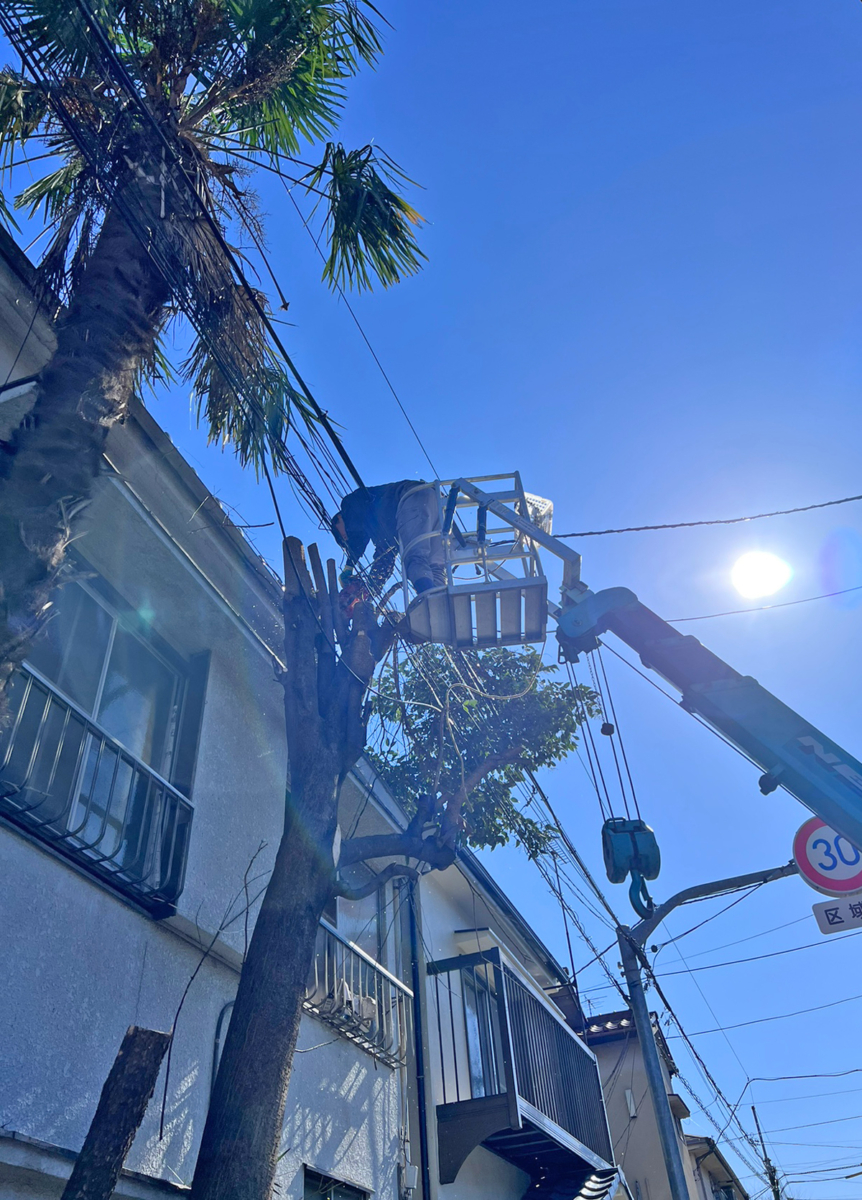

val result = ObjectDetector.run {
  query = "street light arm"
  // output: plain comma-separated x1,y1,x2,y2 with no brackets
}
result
629,861,798,947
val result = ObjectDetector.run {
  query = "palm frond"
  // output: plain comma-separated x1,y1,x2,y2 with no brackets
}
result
0,71,50,166
182,279,314,474
16,158,83,220
0,187,18,231
307,142,425,291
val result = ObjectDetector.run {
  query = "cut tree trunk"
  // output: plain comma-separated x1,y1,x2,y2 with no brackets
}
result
189,767,340,1200
62,1026,171,1200
0,193,170,699
190,540,390,1200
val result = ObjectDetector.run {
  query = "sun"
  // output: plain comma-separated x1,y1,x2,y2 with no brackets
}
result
731,551,793,600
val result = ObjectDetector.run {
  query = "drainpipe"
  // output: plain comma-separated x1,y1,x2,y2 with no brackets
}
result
408,879,433,1200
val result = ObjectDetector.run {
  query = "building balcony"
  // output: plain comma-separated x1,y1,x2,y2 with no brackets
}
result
215,919,413,1078
427,946,619,1198
304,919,413,1068
0,666,192,915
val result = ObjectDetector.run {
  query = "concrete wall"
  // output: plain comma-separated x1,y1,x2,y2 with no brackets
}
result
0,440,406,1200
439,1148,529,1200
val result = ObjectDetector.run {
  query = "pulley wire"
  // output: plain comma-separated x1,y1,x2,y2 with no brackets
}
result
565,661,615,822
586,651,632,821
596,646,643,821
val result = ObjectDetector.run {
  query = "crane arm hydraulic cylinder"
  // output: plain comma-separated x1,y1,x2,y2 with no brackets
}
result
557,587,862,851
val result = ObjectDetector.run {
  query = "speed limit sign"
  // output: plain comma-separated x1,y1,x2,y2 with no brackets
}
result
793,816,862,897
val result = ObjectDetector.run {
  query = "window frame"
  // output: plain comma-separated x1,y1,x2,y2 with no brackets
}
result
1,567,205,915
27,575,188,783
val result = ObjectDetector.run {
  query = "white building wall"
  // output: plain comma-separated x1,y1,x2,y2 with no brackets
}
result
0,266,406,1198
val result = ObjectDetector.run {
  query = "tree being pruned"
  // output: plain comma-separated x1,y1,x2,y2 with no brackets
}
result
194,537,598,1200
369,642,599,864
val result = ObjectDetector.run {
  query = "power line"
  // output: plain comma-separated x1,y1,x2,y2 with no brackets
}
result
283,185,440,479
651,887,764,955
668,914,810,961
679,991,862,1036
668,584,862,623
556,492,862,538
755,1085,862,1107
654,928,862,976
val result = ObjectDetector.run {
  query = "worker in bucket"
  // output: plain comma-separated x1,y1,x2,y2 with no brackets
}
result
331,480,446,599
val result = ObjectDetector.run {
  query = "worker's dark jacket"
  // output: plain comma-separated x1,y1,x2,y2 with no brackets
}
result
339,481,424,563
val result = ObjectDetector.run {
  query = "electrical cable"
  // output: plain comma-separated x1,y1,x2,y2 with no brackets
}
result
555,492,862,538
668,584,862,623
677,990,862,1036
653,928,862,976
650,886,764,956
664,914,810,961
283,184,440,479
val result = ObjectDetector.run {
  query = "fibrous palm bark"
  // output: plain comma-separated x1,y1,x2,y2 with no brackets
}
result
0,184,169,697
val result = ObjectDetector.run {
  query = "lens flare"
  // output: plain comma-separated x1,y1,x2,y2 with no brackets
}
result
731,551,792,599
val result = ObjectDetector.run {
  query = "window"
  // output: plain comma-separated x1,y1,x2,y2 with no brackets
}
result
0,578,205,913
325,861,381,961
27,581,183,777
303,1169,367,1200
463,966,502,1098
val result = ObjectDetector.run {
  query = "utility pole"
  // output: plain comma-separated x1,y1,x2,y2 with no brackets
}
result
752,1105,783,1200
617,928,690,1200
617,861,798,1200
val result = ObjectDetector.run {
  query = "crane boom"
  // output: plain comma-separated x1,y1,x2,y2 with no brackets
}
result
445,479,862,849
556,585,862,851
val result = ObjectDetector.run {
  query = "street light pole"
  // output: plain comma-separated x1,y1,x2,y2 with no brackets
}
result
615,861,798,1200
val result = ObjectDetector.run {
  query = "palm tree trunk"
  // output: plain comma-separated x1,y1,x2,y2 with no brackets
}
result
0,198,170,700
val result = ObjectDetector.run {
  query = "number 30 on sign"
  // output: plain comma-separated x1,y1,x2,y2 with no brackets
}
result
793,816,862,897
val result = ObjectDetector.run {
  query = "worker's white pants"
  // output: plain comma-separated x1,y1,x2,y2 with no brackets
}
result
397,485,446,587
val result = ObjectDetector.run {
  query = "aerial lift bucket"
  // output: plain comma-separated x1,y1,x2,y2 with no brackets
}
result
403,474,550,649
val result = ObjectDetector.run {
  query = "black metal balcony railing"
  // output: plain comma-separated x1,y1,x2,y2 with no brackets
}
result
305,920,413,1067
427,946,613,1186
0,666,192,914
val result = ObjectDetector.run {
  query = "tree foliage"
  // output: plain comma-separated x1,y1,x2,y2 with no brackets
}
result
370,645,600,861
0,0,425,468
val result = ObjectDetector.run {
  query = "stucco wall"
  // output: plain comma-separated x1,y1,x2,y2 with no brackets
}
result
0,371,405,1200
439,1147,529,1200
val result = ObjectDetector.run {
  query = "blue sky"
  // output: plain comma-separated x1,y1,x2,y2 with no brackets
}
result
6,1,862,1194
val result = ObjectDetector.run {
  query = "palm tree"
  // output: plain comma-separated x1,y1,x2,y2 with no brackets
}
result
0,0,423,698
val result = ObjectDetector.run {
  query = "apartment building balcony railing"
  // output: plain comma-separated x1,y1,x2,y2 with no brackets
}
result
427,946,617,1198
215,920,413,1076
0,666,192,915
305,920,413,1068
